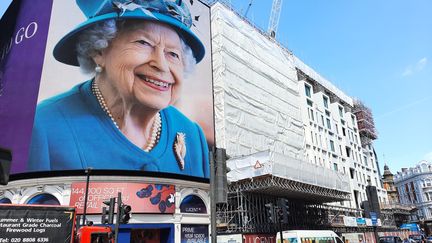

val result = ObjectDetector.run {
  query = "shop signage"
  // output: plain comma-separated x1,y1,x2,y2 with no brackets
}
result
0,205,75,243
243,234,276,243
180,195,207,214
181,224,209,243
70,182,175,214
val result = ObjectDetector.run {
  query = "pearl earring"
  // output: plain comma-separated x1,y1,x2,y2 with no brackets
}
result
95,65,103,73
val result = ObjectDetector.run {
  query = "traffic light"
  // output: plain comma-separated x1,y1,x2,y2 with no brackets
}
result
277,198,289,224
119,204,131,224
101,206,109,224
102,198,115,224
264,203,275,223
215,148,229,204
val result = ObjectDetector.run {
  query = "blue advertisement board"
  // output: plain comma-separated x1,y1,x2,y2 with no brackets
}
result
370,212,377,226
356,217,366,225
400,223,420,231
181,224,209,243
0,0,53,173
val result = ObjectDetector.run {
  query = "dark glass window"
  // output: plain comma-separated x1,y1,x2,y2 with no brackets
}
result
323,96,329,108
180,195,207,214
333,163,338,171
0,198,12,204
329,140,335,152
326,118,331,129
305,84,311,97
27,193,60,205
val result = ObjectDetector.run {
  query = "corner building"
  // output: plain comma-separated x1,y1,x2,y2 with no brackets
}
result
0,0,213,242
394,160,432,232
0,173,210,242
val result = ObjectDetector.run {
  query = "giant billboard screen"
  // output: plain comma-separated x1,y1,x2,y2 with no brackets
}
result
0,0,214,179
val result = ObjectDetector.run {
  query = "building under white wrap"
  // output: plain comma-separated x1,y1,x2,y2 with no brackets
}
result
211,2,389,233
212,2,350,200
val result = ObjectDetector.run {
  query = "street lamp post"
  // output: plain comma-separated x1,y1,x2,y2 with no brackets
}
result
82,167,92,226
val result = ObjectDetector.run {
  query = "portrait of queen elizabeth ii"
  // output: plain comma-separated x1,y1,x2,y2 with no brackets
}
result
27,0,212,178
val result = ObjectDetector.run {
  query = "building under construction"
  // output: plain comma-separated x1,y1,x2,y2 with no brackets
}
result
353,100,378,147
211,2,393,236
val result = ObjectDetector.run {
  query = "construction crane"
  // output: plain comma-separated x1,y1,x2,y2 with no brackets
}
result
268,0,283,38
244,0,253,18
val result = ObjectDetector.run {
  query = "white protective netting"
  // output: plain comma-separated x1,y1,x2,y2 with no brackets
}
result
227,150,350,192
212,3,349,193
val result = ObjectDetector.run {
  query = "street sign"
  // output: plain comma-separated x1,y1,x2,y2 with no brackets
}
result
370,212,378,226
0,205,76,242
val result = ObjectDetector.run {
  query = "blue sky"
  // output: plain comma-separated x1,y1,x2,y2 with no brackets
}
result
1,1,431,174
229,0,432,174
0,0,11,18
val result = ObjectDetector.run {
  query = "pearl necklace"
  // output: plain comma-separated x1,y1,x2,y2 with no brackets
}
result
91,81,162,152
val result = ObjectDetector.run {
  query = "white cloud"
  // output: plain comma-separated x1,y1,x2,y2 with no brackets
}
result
418,57,428,70
402,57,428,76
376,96,432,119
402,67,413,76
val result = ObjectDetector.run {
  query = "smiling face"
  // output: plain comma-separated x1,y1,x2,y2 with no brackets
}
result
95,21,185,110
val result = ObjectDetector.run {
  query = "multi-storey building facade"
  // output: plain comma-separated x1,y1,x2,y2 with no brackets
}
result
211,1,391,234
212,2,352,233
296,60,387,210
395,160,432,220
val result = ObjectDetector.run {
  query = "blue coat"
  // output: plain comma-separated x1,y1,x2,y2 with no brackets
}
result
28,80,209,178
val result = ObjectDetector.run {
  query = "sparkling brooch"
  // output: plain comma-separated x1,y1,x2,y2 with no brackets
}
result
174,132,187,170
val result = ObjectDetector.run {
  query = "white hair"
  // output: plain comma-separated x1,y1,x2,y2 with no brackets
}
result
76,19,197,76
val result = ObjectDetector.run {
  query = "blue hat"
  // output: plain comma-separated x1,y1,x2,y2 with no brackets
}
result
53,0,206,66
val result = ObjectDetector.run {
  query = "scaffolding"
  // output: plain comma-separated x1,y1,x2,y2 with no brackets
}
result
216,186,397,234
381,203,416,227
228,175,350,202
353,100,378,146
216,174,352,234
216,190,332,234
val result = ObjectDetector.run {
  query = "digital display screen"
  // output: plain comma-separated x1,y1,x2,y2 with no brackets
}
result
0,0,214,179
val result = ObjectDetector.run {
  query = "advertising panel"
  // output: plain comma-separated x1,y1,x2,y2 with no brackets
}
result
370,212,378,226
69,182,175,214
356,217,366,226
400,223,420,231
343,216,358,227
217,234,243,243
181,224,209,243
0,205,75,243
243,234,276,243
341,233,364,243
1,0,214,179
0,0,53,173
